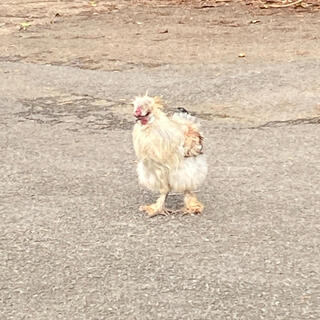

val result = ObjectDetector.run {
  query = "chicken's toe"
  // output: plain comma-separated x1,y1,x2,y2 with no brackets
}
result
183,199,204,215
139,204,173,217
139,204,162,217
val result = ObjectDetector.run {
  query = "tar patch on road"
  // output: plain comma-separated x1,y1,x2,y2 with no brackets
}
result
17,94,134,132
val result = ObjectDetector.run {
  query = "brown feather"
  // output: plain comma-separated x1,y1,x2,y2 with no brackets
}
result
183,124,203,157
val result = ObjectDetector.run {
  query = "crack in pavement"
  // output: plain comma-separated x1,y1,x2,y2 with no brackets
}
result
249,116,320,129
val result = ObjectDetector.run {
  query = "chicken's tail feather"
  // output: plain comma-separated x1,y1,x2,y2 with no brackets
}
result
172,107,198,124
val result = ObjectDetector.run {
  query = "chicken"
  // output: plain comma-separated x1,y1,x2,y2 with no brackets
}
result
132,95,208,217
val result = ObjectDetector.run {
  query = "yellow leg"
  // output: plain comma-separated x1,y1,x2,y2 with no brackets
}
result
183,191,204,215
139,193,172,217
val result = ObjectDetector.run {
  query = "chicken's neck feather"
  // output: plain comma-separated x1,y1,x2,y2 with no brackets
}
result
133,113,184,168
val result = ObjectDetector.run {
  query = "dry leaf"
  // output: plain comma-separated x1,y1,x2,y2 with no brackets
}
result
19,22,31,30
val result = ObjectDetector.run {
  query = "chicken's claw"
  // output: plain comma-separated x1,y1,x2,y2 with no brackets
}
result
182,198,204,215
139,204,173,217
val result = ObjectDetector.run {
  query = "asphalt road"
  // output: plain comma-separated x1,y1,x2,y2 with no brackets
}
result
0,57,319,320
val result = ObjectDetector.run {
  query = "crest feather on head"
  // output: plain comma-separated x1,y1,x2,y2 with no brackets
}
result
133,95,164,111
153,96,164,110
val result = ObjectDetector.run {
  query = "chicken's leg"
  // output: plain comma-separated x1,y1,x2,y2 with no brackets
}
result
139,193,172,217
183,191,204,215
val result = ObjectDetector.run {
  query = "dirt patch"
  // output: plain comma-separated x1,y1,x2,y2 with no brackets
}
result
1,0,320,72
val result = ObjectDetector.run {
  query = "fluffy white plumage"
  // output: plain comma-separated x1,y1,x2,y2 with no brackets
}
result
132,95,207,216
137,154,207,193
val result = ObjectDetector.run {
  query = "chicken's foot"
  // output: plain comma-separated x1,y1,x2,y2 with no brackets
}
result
139,193,172,217
182,191,204,215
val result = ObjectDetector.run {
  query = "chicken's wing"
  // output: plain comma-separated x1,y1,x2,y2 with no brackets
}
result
183,124,203,157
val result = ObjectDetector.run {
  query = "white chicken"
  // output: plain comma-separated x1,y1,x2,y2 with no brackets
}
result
132,95,208,216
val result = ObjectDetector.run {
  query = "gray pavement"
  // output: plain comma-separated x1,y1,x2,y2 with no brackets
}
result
0,59,319,319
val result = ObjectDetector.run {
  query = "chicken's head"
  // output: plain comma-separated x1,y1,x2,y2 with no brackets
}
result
133,95,164,126
133,95,156,125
